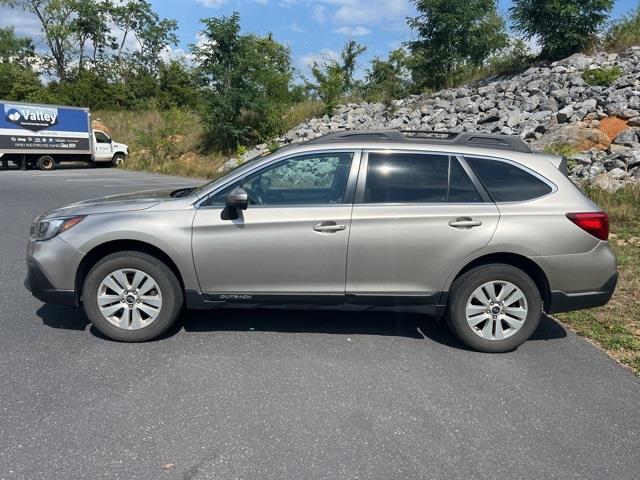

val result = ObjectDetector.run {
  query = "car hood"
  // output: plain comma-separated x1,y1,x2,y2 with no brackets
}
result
39,188,185,219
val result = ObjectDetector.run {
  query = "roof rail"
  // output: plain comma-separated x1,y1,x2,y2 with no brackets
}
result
305,129,532,153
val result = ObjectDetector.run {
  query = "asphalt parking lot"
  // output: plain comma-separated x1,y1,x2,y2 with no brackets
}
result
1,167,639,479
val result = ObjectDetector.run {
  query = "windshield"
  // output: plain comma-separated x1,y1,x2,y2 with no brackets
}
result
192,150,277,194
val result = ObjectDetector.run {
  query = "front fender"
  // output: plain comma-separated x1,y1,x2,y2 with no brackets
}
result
59,210,199,291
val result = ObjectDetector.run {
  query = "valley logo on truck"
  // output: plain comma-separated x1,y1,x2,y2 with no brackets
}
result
4,104,58,131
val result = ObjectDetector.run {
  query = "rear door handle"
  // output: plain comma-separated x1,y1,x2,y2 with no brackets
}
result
313,221,346,233
449,217,483,229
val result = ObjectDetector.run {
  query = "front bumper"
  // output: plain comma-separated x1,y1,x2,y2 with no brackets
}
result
25,259,78,307
547,272,618,314
25,236,83,307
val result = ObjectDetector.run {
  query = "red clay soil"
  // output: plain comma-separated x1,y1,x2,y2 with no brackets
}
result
600,116,629,141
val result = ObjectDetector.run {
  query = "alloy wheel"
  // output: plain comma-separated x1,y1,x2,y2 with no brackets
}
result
465,280,528,341
96,268,162,330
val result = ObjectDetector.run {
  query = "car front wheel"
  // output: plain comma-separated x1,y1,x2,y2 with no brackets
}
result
82,251,183,342
446,264,542,353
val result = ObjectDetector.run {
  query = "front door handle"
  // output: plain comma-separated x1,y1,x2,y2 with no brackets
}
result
449,217,483,229
313,221,346,233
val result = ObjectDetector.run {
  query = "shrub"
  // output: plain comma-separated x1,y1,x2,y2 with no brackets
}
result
544,143,580,158
582,184,640,225
604,6,640,52
582,66,623,86
133,108,192,162
486,38,535,76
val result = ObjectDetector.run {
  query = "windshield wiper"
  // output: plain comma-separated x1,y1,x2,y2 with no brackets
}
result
170,187,197,198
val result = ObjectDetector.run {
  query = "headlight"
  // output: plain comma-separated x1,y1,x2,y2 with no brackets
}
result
31,216,85,241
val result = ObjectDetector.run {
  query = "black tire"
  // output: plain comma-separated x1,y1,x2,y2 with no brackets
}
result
446,264,542,353
37,155,55,171
112,154,125,168
82,251,183,342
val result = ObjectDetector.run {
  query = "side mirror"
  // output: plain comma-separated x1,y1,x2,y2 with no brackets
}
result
225,187,248,211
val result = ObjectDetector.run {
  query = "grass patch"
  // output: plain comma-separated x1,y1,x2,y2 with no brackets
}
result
557,184,640,376
282,100,326,132
582,184,640,225
582,66,623,86
94,109,227,179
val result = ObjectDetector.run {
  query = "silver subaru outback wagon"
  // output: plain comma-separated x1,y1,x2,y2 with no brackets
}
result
25,130,618,352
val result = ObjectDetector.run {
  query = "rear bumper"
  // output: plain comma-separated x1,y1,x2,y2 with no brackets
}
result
547,272,618,314
24,259,78,307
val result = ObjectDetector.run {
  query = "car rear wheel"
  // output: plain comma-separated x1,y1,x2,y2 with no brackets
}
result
446,264,542,353
82,251,183,342
37,155,55,171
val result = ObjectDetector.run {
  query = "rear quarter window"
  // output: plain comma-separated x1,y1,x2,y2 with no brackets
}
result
465,156,553,202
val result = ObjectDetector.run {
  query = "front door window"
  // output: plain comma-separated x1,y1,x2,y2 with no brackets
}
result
209,152,354,206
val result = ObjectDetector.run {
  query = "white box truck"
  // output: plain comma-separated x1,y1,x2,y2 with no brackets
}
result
0,100,129,170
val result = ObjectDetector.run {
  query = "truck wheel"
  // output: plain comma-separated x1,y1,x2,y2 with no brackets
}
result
37,156,55,171
112,154,125,168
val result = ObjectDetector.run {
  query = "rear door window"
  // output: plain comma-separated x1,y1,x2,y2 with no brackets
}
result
363,152,482,204
465,156,553,202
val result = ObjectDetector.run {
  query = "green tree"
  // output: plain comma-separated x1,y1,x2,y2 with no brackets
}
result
364,48,413,102
191,12,294,150
0,27,47,101
0,0,77,79
341,40,366,93
510,0,614,60
110,0,178,75
73,0,114,72
0,26,35,62
309,59,345,113
157,60,200,109
407,0,508,89
1,0,177,80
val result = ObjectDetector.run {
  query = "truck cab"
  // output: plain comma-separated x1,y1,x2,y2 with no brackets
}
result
92,130,129,167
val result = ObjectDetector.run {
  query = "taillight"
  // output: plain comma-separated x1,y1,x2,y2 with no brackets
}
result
566,212,609,241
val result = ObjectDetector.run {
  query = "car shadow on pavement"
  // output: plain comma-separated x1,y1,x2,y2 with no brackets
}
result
180,309,567,350
37,304,90,331
36,304,567,350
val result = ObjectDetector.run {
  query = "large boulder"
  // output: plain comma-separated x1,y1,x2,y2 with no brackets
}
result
590,172,626,192
531,123,611,152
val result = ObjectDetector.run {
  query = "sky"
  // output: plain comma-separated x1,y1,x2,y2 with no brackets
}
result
0,0,638,79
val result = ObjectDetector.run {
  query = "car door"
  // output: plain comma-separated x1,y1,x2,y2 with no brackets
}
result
192,150,360,301
346,150,500,304
93,130,113,161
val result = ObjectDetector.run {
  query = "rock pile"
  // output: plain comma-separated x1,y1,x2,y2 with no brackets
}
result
225,48,640,190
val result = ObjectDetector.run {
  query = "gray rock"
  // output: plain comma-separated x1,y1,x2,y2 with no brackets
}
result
619,108,640,119
557,105,573,123
266,48,640,185
627,151,640,169
568,152,594,165
614,129,638,146
562,53,592,70
610,144,634,158
591,172,624,192
609,167,628,179
604,157,627,170
388,117,406,129
506,110,522,127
